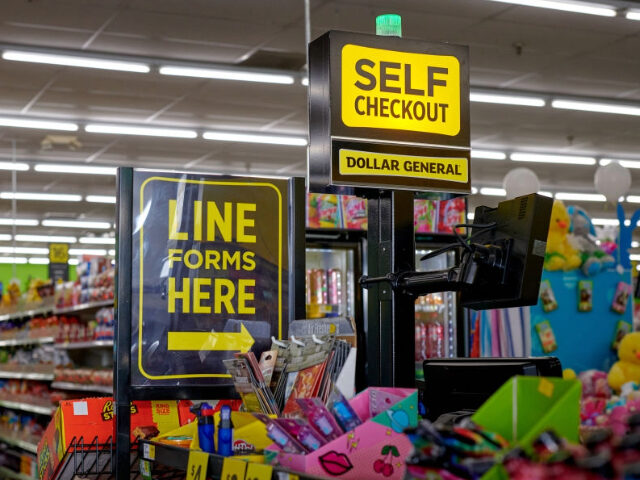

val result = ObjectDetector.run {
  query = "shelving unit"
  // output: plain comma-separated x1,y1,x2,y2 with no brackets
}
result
55,339,113,350
0,465,34,480
0,371,54,381
0,336,54,347
0,432,38,454
0,300,114,324
0,399,54,416
51,382,112,394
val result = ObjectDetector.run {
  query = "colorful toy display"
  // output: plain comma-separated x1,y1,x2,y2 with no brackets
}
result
544,200,582,271
567,206,616,276
608,332,640,392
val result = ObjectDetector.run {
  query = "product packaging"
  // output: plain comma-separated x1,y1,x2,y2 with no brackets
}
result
578,280,593,312
539,280,558,313
611,282,632,314
535,320,558,353
612,320,632,350
340,195,367,230
437,198,466,234
266,387,417,480
414,199,436,234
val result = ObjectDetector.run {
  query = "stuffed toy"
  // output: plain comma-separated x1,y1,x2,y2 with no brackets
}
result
567,206,616,276
608,332,640,392
544,200,582,271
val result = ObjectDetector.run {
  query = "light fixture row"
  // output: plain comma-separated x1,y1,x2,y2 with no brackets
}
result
470,151,640,168
0,257,79,265
0,192,115,203
475,188,640,204
486,0,640,19
0,233,114,243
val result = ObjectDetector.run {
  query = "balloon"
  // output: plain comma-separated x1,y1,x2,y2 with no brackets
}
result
594,162,631,204
503,168,540,199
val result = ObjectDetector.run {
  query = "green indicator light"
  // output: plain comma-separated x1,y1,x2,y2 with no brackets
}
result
376,14,402,37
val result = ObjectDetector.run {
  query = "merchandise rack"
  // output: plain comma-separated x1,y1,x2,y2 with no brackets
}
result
0,370,54,381
0,399,54,416
0,432,38,454
0,336,54,347
0,300,114,323
50,382,113,394
0,465,34,480
138,440,328,480
54,339,114,350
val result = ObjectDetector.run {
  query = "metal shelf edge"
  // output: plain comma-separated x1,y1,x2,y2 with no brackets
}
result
0,433,38,454
0,400,54,416
0,300,114,323
51,382,112,394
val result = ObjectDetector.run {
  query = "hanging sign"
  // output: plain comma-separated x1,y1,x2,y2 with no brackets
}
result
308,30,470,193
49,243,69,282
130,171,298,386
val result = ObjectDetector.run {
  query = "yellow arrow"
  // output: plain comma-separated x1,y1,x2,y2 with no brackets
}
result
167,324,255,352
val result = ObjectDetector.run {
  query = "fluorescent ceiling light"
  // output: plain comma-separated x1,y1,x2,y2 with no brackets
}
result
627,9,640,20
79,236,115,245
627,195,640,203
471,187,479,194
34,163,117,175
0,192,81,202
539,191,554,198
591,218,619,226
510,152,596,165
552,99,640,116
0,234,11,241
203,131,307,146
632,241,640,248
0,161,29,171
631,254,640,261
471,149,507,160
28,257,50,265
41,219,111,229
0,218,38,226
159,65,295,85
86,195,116,204
108,249,115,256
69,259,79,266
69,248,107,256
467,212,475,220
480,187,507,196
0,116,77,131
0,247,48,255
15,234,76,243
301,77,309,86
0,257,27,264
485,0,616,16
555,192,606,202
85,124,197,138
2,50,150,73
600,158,640,169
470,92,545,107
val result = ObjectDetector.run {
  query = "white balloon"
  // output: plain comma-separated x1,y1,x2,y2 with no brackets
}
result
594,162,631,204
503,168,540,199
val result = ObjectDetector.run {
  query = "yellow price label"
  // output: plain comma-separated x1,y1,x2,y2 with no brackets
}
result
143,443,155,460
186,450,209,480
245,462,272,480
49,243,69,263
538,378,554,398
220,457,247,480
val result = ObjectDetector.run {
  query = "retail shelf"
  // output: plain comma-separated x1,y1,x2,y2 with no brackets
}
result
51,382,112,394
0,371,54,381
139,440,327,480
0,336,54,347
0,432,38,454
54,339,113,350
54,300,113,315
0,400,54,416
0,466,34,480
0,299,113,323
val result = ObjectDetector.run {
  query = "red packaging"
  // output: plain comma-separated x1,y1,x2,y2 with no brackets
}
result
308,269,327,304
425,323,444,358
437,198,466,234
340,195,367,230
327,268,343,306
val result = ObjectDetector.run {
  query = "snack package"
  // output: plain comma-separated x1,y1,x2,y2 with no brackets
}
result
414,199,436,234
340,196,367,230
612,321,632,350
539,280,558,313
316,195,341,229
296,398,344,442
437,198,466,234
611,282,632,314
307,193,321,228
578,280,593,312
535,320,558,353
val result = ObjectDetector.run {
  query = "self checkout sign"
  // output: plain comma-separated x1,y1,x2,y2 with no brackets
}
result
308,30,470,193
130,171,297,386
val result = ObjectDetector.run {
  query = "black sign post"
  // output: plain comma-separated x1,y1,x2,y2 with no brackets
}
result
114,168,305,478
308,29,470,387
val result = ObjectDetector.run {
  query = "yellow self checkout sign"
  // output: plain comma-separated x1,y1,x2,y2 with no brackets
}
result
341,44,461,136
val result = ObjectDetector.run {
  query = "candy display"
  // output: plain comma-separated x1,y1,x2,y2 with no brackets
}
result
55,257,114,309
54,307,114,344
53,368,113,387
0,380,64,408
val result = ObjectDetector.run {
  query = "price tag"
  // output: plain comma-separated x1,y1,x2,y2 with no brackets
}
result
143,443,155,460
139,459,152,480
186,450,209,480
245,462,272,480
220,457,247,480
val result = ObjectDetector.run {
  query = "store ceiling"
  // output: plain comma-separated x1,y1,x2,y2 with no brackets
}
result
1,0,640,256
